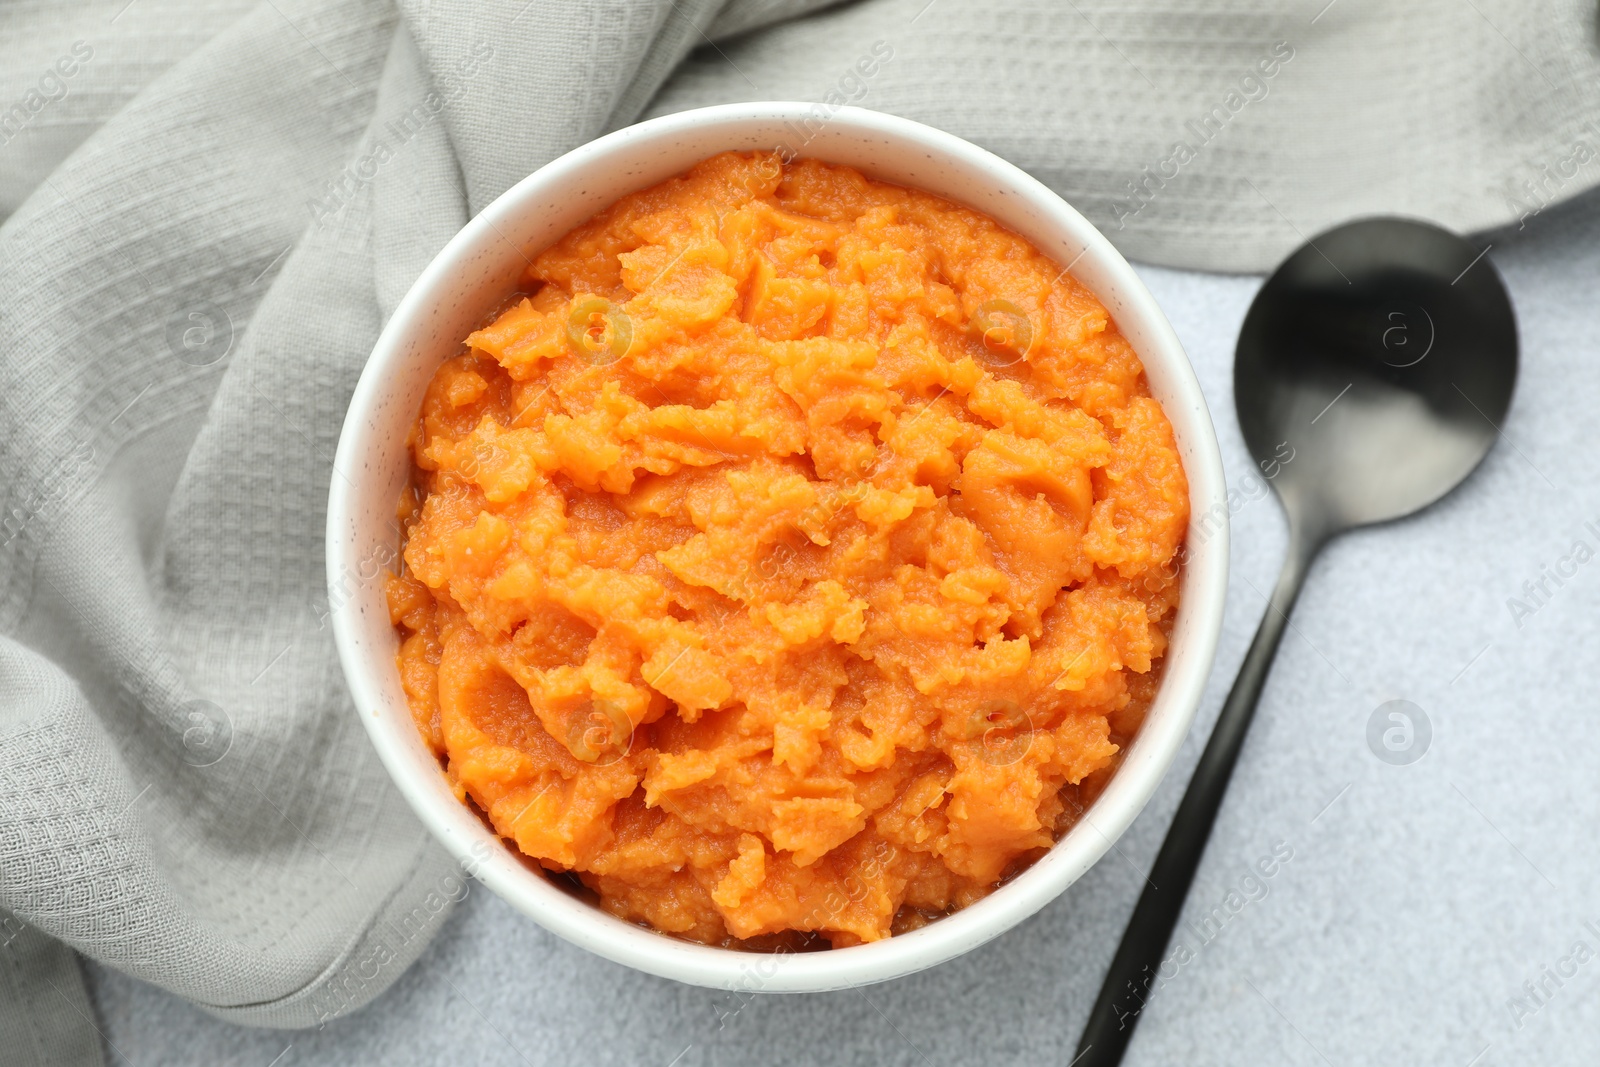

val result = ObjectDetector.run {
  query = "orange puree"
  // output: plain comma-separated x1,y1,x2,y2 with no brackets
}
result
385,151,1188,947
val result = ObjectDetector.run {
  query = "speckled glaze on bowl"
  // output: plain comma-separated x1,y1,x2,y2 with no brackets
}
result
327,103,1229,993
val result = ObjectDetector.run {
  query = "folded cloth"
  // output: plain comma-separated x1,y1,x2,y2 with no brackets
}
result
1,1,1596,1063
645,0,1600,272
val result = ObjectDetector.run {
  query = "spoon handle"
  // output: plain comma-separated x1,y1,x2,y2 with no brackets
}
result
1072,536,1318,1066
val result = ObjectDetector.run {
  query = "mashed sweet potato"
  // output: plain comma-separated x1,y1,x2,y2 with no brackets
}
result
385,151,1187,947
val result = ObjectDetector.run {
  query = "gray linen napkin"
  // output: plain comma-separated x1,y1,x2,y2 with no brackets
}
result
1,2,1597,1064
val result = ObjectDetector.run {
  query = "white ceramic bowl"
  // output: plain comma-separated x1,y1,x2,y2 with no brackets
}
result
328,103,1229,993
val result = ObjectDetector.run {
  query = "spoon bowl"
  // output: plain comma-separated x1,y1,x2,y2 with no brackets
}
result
1077,216,1518,1065
1236,217,1517,536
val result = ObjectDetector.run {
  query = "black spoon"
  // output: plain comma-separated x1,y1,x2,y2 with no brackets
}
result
1074,217,1519,1065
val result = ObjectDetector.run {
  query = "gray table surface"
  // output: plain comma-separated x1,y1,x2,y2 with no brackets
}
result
85,185,1600,1067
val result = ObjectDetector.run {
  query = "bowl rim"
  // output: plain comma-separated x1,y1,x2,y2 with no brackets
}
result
328,101,1229,993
